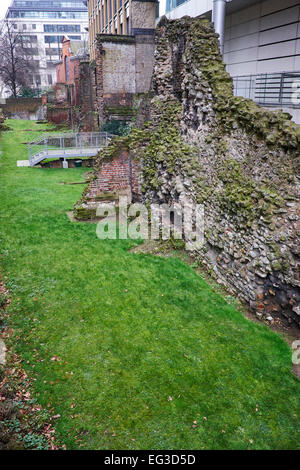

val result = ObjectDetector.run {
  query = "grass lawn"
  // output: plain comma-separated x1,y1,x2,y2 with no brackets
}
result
0,119,299,450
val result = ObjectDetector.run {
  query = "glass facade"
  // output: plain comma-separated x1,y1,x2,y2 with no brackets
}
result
13,1,86,8
8,11,88,19
7,0,88,20
166,0,189,13
44,24,81,32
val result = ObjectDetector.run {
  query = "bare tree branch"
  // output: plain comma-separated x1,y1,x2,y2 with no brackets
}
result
0,20,38,98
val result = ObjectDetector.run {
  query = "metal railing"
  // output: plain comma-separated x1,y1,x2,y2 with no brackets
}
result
28,132,115,166
232,71,300,107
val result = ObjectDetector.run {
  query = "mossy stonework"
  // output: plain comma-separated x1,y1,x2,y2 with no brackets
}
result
79,16,300,327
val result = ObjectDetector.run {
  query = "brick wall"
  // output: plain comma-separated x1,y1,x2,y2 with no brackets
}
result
56,37,81,87
88,148,140,198
79,61,98,131
2,98,45,120
47,106,70,125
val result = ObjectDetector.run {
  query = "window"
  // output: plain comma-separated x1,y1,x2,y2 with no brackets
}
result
32,24,36,29
48,75,53,85
35,74,41,86
22,24,27,30
65,56,69,81
46,48,60,55
44,24,81,33
8,11,88,19
166,0,189,13
24,47,39,55
21,35,37,43
44,36,64,44
69,36,81,40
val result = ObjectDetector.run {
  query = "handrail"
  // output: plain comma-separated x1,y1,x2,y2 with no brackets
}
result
28,131,116,166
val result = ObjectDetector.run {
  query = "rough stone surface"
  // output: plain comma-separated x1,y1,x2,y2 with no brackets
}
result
82,16,300,327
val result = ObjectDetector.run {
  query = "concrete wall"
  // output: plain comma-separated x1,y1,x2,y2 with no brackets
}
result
131,0,157,30
159,0,300,76
224,0,300,76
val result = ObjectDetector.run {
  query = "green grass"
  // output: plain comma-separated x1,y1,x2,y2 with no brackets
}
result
0,119,299,450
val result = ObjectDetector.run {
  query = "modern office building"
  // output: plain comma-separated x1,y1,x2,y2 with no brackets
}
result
2,0,88,95
85,0,158,60
160,0,300,122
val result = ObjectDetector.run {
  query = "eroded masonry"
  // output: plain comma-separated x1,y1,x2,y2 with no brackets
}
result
75,16,300,327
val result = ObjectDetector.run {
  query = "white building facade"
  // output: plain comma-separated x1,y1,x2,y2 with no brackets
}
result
159,0,300,123
2,0,88,96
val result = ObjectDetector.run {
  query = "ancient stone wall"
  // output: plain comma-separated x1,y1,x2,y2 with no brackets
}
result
94,32,155,123
78,61,98,131
85,16,300,327
78,16,300,327
142,16,300,327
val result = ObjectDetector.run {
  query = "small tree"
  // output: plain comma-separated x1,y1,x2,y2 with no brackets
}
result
0,20,37,98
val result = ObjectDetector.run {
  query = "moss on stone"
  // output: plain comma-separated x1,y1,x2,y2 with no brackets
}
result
74,206,97,220
217,158,283,224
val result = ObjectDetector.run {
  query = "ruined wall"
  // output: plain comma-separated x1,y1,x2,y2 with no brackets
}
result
94,32,155,123
74,144,140,220
2,98,45,121
143,16,300,327
79,16,300,327
46,106,70,126
46,62,96,131
78,61,97,132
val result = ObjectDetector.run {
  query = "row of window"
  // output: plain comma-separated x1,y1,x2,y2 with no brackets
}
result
14,1,85,7
14,23,36,29
21,34,37,42
44,24,81,33
22,46,65,56
44,35,81,43
8,11,88,19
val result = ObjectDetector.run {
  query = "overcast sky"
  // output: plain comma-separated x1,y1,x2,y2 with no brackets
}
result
0,0,11,21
